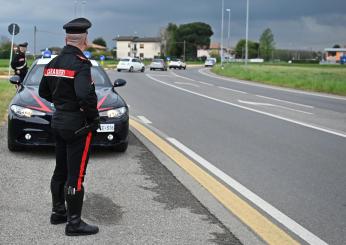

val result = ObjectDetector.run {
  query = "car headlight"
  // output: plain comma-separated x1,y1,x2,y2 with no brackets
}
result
99,107,127,118
10,105,46,118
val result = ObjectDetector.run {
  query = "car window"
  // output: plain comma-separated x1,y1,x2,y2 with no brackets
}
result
120,58,130,62
25,64,112,87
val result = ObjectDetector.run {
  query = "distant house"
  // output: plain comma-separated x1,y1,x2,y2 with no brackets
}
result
197,43,230,58
113,36,161,59
324,48,346,63
88,43,107,53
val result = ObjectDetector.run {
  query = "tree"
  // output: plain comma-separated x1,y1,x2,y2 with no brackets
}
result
163,22,213,59
235,39,259,59
259,28,275,61
92,37,107,48
0,41,11,59
175,22,213,59
163,23,178,57
333,44,341,48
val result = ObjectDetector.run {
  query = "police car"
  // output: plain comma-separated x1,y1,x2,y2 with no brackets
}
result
7,55,129,152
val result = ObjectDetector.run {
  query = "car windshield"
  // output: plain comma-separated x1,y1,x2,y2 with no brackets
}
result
24,64,112,87
120,58,130,62
153,59,163,63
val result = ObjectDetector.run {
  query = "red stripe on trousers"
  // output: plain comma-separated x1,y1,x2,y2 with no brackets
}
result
77,132,92,191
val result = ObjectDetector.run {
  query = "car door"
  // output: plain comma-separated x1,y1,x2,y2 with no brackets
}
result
132,58,139,71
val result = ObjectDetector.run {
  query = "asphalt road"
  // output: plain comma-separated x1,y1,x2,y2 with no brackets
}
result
109,67,346,245
0,126,241,245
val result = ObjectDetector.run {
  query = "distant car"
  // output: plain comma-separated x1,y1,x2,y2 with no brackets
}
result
168,59,186,70
117,57,145,72
7,56,129,152
150,59,167,71
205,58,217,67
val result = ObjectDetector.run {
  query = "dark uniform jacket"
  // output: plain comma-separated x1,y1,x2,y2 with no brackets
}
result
11,51,27,80
39,45,99,131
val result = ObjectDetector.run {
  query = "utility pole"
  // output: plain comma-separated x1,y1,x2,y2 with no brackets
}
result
226,9,231,51
74,1,78,17
34,26,37,59
81,1,86,17
220,0,224,67
245,0,249,65
183,40,186,61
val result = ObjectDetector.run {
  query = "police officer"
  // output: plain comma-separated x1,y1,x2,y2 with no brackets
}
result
11,42,28,82
39,18,99,236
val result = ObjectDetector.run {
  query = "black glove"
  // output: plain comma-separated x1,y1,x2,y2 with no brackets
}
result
89,116,100,132
75,117,100,135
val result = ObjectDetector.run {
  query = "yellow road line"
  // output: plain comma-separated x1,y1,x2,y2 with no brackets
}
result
130,118,300,245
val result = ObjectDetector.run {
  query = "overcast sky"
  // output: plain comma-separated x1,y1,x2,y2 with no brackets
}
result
0,0,345,54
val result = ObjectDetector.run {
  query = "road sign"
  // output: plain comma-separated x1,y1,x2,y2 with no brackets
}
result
100,55,105,61
83,51,91,59
8,23,20,35
340,56,346,65
8,23,20,77
166,57,171,61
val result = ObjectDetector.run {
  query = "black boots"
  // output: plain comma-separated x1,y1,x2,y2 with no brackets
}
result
50,179,67,225
65,186,99,236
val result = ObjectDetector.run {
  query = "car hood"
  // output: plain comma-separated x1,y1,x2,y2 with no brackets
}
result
17,86,125,114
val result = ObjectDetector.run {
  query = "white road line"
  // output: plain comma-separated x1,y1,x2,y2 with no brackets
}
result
137,116,152,124
146,74,346,138
197,81,213,86
218,86,248,94
150,74,170,77
167,137,328,245
171,71,195,81
199,68,346,101
238,100,314,115
174,82,200,87
255,95,314,109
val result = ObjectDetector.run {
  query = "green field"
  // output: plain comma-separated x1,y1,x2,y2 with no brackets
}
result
212,63,346,96
0,81,16,123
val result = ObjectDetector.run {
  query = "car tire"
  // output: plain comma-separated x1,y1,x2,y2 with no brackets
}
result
183,67,186,70
114,142,128,152
141,67,145,72
129,66,134,72
117,69,121,72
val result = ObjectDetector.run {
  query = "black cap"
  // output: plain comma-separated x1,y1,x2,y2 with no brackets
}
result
18,42,28,47
63,18,92,34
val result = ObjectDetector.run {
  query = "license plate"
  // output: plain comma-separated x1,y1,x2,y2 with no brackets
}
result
97,124,114,133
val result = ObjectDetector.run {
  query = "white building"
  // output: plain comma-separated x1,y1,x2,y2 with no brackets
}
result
113,36,161,59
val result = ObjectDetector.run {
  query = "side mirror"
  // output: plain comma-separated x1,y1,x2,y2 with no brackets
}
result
9,75,21,85
113,79,126,87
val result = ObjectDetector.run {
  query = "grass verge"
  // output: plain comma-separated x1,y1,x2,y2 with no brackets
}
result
0,80,16,123
211,63,346,96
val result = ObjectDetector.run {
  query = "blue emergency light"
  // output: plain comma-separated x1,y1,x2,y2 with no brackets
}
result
43,49,52,58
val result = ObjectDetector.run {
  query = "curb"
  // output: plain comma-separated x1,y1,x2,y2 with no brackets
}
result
129,118,265,245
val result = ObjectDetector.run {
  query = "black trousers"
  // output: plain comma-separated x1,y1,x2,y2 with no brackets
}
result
51,129,93,196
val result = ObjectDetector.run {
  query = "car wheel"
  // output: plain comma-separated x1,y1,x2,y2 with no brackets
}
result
183,66,186,70
129,66,134,72
141,67,145,72
114,142,128,152
117,69,121,72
